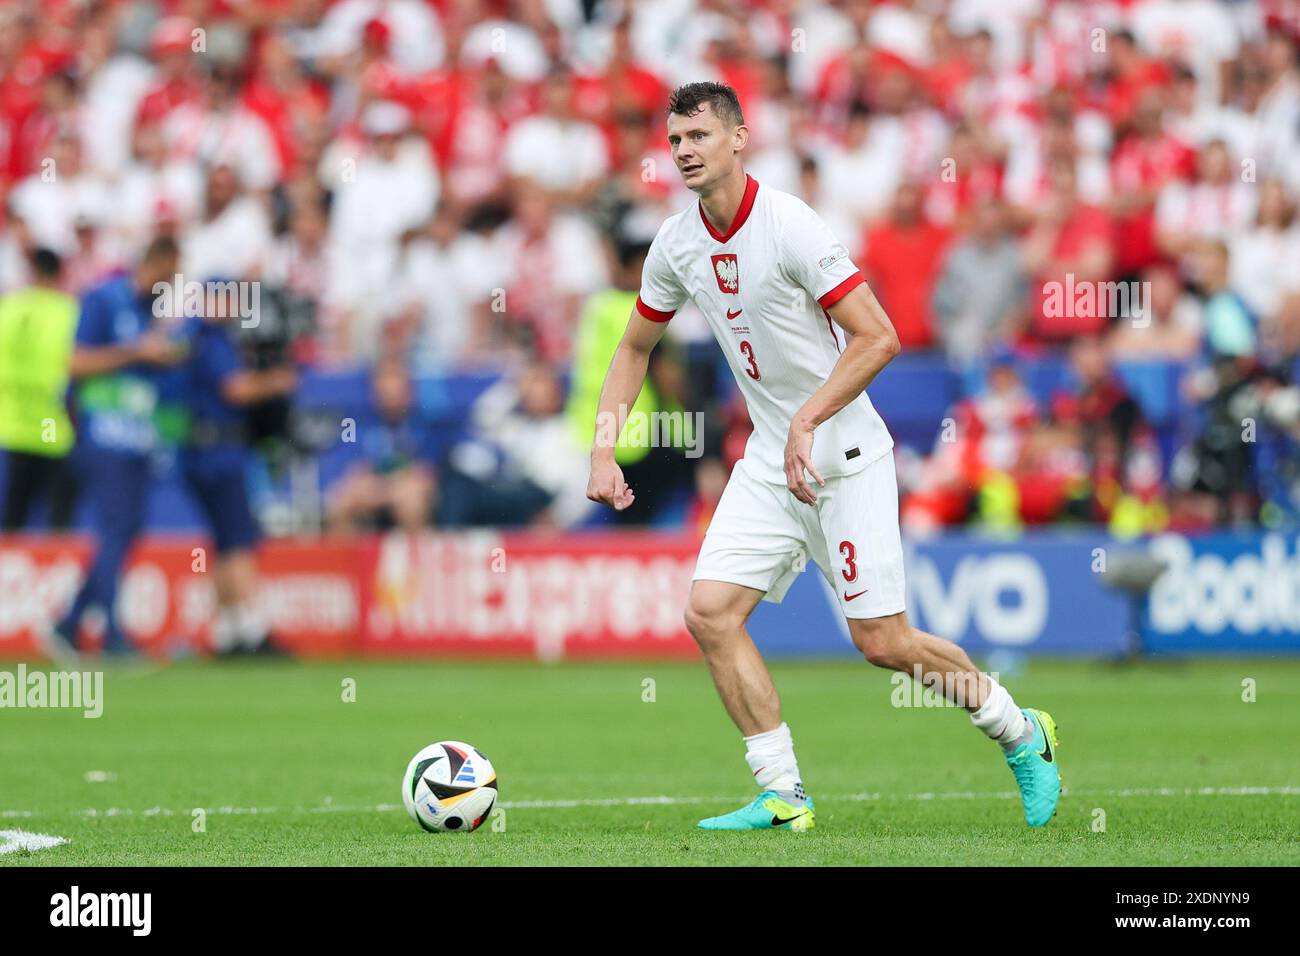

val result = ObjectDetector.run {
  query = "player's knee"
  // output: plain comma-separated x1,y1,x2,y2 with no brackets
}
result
683,595,743,649
682,601,716,645
849,615,911,670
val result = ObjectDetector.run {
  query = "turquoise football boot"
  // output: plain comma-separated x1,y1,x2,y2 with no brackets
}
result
1005,708,1061,827
697,791,815,831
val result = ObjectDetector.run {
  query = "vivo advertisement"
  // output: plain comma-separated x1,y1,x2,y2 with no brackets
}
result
749,532,1130,658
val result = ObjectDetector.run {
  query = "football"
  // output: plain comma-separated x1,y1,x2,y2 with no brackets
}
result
401,741,498,833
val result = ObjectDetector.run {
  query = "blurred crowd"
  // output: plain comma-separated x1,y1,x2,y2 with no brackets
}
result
3,0,1300,538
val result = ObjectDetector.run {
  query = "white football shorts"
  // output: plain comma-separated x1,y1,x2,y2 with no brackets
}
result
693,449,907,620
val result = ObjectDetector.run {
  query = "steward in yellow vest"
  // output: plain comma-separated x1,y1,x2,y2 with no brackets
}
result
0,248,79,530
567,231,695,523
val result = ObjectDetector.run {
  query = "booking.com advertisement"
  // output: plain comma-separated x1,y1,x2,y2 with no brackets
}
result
4,530,1299,659
1142,532,1300,655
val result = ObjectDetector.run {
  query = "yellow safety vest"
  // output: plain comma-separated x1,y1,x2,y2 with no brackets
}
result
566,288,660,466
0,285,77,456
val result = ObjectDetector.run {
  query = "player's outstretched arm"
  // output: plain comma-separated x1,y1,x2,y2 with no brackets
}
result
784,282,901,504
586,309,669,511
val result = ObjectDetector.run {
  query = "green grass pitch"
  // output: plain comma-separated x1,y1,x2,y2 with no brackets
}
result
2,657,1298,866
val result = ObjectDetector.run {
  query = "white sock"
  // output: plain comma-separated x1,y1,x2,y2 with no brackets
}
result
969,677,1031,751
212,609,240,652
235,604,269,649
743,722,805,804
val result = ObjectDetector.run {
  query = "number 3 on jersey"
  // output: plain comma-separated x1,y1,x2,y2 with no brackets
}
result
740,340,760,380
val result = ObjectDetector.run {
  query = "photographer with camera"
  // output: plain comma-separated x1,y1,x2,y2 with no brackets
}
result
175,279,298,656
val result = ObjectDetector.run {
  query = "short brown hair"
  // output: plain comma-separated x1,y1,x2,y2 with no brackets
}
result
667,82,744,128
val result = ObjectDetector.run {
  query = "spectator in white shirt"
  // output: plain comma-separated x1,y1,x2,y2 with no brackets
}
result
313,0,445,74
438,361,593,529
392,204,495,370
461,16,549,82
116,122,204,260
7,132,111,257
1230,177,1300,323
815,102,902,240
323,101,439,359
1129,0,1240,109
77,15,154,181
491,180,609,363
163,64,282,193
503,68,610,207
1156,138,1257,266
182,164,274,282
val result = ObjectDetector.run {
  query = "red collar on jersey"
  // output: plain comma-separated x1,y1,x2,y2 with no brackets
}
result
698,173,759,243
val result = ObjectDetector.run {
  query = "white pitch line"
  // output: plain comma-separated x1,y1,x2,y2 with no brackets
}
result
0,785,1295,821
0,830,69,855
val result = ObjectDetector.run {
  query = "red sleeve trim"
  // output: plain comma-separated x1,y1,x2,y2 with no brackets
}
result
817,271,866,309
635,295,675,323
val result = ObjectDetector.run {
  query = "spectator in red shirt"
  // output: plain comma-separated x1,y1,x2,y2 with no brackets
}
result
1101,29,1173,130
923,122,1003,229
134,18,204,131
422,57,527,209
1021,158,1117,342
243,31,331,179
923,16,975,118
1109,87,1196,278
861,180,950,349
572,16,667,147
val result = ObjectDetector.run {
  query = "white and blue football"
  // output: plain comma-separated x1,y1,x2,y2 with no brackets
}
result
402,741,498,833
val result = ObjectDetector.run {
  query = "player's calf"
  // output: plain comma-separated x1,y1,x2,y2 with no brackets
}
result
849,614,1062,826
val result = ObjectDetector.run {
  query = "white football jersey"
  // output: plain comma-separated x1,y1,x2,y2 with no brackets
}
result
637,174,894,484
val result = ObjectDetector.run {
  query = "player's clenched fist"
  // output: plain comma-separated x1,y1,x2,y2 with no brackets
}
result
587,455,636,511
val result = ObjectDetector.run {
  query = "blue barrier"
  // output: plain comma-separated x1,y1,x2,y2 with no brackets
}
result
0,355,1198,532
868,352,961,451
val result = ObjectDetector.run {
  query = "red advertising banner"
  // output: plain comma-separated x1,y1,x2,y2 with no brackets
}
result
0,535,363,658
360,531,700,659
0,532,701,660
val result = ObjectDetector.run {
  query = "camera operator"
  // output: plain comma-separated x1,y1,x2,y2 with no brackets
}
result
229,266,316,455
176,280,297,656
1174,239,1264,525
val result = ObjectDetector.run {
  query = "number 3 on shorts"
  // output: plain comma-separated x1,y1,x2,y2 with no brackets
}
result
839,539,857,582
